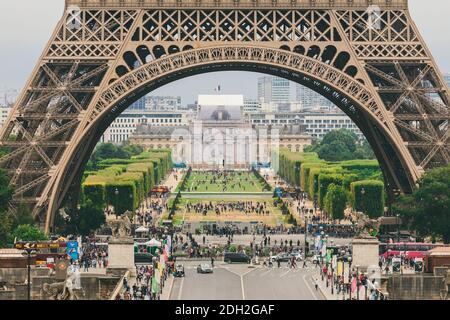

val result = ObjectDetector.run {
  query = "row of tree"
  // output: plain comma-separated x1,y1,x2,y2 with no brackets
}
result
0,171,48,246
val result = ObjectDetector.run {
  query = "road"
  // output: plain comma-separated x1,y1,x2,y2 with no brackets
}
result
169,261,325,300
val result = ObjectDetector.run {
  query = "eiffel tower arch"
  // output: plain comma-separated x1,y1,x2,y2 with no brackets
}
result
0,0,449,233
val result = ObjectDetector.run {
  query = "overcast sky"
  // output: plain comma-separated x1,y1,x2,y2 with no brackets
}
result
0,0,449,104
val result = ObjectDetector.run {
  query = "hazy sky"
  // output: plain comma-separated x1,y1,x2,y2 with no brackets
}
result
0,0,449,104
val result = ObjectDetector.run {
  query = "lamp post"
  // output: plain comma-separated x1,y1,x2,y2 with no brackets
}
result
348,256,352,283
22,248,37,300
396,214,400,243
360,187,366,216
114,188,119,217
356,265,360,300
304,216,308,261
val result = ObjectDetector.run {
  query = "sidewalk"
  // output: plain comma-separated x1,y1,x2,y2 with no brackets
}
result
160,274,174,300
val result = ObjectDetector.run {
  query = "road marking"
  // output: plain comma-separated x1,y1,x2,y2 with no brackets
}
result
280,270,291,278
302,273,319,300
260,269,272,277
177,276,184,301
224,268,255,301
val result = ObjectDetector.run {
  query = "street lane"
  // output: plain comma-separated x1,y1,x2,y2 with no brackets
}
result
170,262,242,300
243,267,324,300
170,261,325,300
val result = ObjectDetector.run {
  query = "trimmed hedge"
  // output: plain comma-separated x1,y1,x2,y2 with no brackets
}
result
82,150,172,214
278,148,320,187
301,162,325,193
318,173,344,209
351,180,385,218
324,184,348,220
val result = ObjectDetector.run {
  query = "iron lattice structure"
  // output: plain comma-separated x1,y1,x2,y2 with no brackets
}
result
0,0,449,232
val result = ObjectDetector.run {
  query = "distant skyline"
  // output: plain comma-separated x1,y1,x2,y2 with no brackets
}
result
0,0,449,104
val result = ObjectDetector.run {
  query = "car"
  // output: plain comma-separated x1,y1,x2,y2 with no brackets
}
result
173,264,185,277
271,253,291,262
197,263,214,274
224,252,251,264
312,255,320,264
290,251,303,261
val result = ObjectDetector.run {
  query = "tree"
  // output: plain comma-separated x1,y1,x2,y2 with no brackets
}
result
12,224,48,242
63,201,106,236
321,129,358,154
354,140,376,160
0,169,14,213
12,203,35,229
0,169,14,247
393,165,450,243
324,184,348,221
318,140,354,162
313,129,376,162
0,212,12,247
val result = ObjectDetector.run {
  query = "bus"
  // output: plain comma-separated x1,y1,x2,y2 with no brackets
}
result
379,242,447,259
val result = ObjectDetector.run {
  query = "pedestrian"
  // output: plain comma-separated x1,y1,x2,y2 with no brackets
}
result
314,278,319,291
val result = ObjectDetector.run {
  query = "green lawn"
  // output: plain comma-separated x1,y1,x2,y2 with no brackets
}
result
181,171,268,193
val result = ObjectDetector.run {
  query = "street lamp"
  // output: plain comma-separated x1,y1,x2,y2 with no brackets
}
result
396,214,400,243
348,256,352,283
114,188,119,217
360,187,366,216
355,265,360,300
21,249,37,300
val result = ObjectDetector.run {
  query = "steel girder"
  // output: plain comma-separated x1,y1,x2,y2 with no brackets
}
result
0,0,448,233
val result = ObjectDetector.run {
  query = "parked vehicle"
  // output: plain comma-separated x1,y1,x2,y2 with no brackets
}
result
173,264,185,277
224,252,251,264
197,263,214,274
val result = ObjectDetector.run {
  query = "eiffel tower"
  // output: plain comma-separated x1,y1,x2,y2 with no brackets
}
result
0,0,449,232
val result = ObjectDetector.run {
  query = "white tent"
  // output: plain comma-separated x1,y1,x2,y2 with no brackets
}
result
135,226,149,233
145,238,162,247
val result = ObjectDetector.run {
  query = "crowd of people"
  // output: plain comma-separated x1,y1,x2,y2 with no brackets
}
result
79,243,109,271
186,201,270,216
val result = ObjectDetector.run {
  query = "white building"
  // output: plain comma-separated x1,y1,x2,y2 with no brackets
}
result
301,113,363,140
128,95,182,111
249,111,363,140
101,110,191,144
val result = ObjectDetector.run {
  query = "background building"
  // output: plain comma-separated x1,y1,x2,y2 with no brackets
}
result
128,95,182,111
0,104,12,130
258,76,291,105
445,73,450,87
243,98,261,113
101,110,191,144
249,111,363,140
296,84,333,111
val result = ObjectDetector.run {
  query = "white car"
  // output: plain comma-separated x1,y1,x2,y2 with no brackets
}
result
197,263,213,274
312,255,321,264
290,251,303,261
